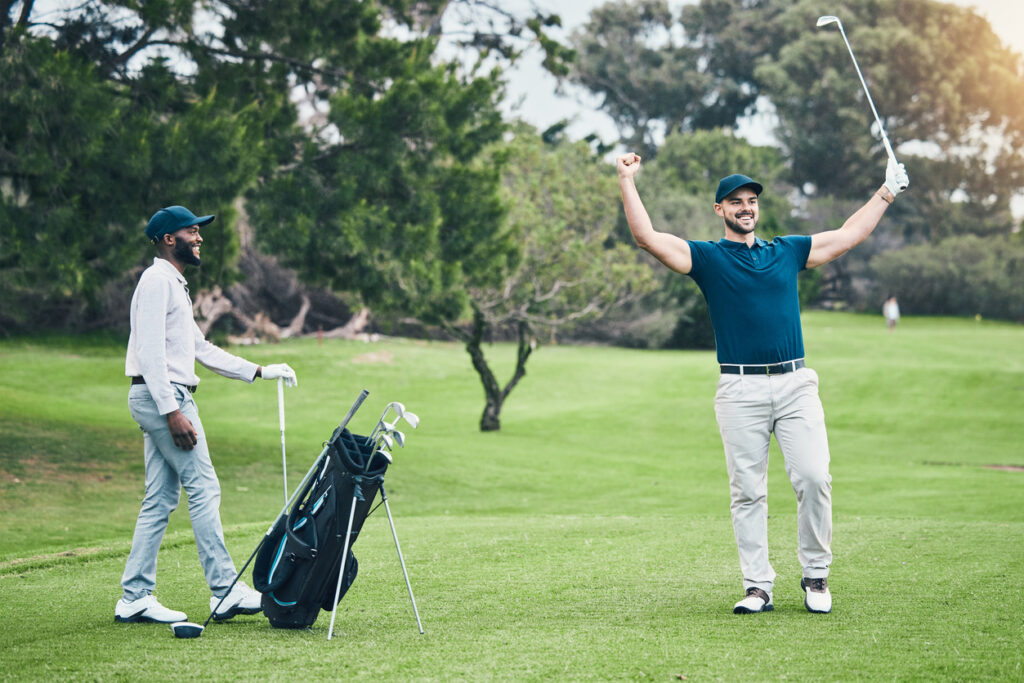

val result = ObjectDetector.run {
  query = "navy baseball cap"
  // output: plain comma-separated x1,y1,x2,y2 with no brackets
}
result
145,205,215,241
715,174,763,203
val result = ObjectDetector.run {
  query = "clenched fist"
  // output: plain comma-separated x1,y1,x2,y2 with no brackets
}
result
617,153,642,179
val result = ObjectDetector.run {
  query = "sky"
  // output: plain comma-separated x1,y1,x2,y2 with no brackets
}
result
469,0,1024,148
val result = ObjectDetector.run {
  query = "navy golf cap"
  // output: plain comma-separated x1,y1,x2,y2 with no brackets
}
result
715,174,763,203
145,205,215,241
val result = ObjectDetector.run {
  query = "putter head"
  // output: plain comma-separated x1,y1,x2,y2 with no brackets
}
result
816,15,840,28
401,411,420,429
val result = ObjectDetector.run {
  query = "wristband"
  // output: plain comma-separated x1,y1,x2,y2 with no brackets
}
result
876,186,894,204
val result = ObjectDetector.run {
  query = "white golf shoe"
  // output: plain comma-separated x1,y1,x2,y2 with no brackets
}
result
210,581,263,621
733,587,774,614
115,595,187,624
801,577,832,613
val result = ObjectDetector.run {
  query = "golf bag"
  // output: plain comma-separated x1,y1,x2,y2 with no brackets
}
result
252,425,388,629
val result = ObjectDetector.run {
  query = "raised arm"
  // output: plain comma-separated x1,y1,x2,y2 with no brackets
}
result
807,159,909,269
617,153,693,275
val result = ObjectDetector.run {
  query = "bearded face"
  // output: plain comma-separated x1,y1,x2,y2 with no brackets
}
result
171,228,202,266
715,189,759,236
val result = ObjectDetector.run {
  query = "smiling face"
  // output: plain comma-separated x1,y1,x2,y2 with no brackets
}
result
714,188,759,238
167,225,203,267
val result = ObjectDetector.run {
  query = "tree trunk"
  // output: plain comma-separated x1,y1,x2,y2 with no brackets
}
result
464,308,504,431
460,307,536,432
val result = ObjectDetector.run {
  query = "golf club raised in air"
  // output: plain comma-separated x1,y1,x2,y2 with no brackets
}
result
816,14,907,190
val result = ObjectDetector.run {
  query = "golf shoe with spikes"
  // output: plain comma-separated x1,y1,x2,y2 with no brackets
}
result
733,587,773,614
801,577,832,613
210,581,263,621
115,595,187,624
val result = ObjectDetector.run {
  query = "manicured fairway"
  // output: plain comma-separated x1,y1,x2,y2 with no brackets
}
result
1,312,1021,680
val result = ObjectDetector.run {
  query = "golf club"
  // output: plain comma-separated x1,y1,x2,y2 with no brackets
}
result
374,421,406,448
816,14,907,190
367,403,402,441
278,378,288,505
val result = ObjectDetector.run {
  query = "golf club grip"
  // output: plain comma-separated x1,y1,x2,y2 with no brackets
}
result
339,389,370,431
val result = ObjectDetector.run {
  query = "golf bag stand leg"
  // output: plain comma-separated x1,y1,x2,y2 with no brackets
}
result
327,495,360,641
381,484,424,634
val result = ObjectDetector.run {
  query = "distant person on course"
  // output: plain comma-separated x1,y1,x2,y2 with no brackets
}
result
883,296,901,331
116,205,298,626
617,154,909,614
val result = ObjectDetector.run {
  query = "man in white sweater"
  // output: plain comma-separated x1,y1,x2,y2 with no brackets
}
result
116,205,297,625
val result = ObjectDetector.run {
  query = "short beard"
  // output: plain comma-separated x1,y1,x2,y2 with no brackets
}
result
725,214,756,235
173,238,201,267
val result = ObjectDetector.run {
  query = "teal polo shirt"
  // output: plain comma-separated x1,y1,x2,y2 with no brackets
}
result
686,235,812,364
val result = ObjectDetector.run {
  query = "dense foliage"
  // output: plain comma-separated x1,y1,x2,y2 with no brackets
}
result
2,0,1021,339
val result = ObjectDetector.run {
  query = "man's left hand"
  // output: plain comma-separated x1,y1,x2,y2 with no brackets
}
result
885,158,909,196
262,363,298,387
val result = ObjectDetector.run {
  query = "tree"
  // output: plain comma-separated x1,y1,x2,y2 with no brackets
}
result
870,234,1024,320
0,1,298,332
1,0,543,333
0,29,262,332
446,126,654,430
570,0,1024,215
569,0,706,156
755,0,1024,206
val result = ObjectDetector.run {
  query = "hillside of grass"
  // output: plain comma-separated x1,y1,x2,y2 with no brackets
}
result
1,312,1021,680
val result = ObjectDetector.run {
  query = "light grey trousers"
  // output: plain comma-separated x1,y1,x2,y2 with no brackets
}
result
714,366,832,594
121,383,237,601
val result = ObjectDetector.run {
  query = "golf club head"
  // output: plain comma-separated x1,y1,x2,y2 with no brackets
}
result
816,15,840,28
372,402,404,434
171,621,204,639
390,429,406,448
376,449,393,464
379,432,394,450
401,411,419,429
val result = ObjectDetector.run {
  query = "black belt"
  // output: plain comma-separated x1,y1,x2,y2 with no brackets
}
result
130,376,197,393
720,359,805,376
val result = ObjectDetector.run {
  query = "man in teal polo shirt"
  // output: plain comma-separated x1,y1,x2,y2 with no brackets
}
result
617,153,909,614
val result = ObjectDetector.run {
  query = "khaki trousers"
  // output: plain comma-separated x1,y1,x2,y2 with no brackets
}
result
714,366,832,594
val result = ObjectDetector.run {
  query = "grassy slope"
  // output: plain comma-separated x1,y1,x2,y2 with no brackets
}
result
0,313,1021,681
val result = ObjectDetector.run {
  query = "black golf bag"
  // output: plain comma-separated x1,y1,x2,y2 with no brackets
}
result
252,425,389,629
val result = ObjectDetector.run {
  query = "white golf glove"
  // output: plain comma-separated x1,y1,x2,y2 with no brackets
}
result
884,158,909,196
262,363,297,387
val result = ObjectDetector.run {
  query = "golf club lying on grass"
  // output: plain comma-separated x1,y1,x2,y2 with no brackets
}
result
816,14,907,190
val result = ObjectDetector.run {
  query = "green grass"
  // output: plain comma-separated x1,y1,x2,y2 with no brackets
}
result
1,312,1022,680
